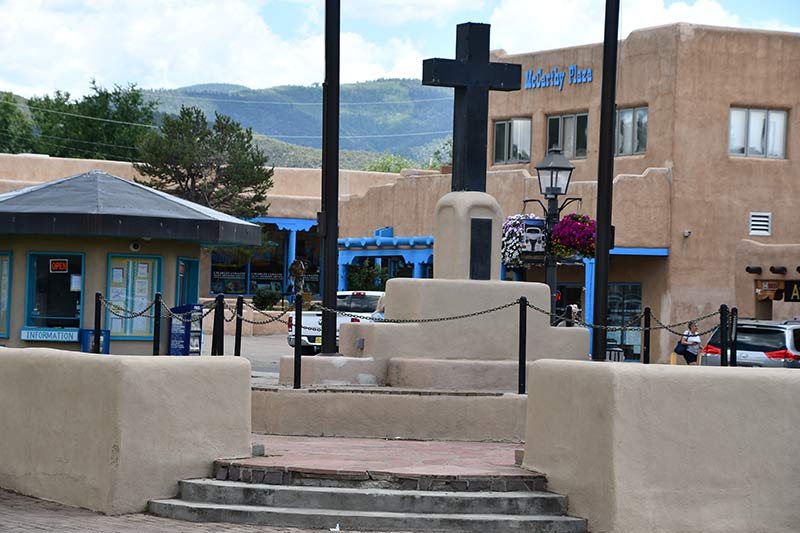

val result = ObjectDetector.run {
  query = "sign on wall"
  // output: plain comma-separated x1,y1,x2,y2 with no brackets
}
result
20,328,79,342
49,259,68,273
784,281,800,302
524,65,593,91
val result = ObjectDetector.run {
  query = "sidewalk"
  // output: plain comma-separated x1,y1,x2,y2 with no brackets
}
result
0,435,522,532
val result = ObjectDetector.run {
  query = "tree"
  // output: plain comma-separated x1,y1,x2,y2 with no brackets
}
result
427,137,453,169
0,92,34,153
27,81,157,160
365,152,415,173
347,259,389,291
135,105,274,219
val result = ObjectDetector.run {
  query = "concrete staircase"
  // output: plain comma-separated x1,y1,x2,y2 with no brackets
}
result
149,462,587,532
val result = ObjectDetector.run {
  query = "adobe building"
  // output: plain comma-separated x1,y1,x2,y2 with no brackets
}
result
2,23,799,361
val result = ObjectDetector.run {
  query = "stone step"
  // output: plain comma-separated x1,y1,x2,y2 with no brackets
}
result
148,498,588,532
178,479,567,515
214,460,547,491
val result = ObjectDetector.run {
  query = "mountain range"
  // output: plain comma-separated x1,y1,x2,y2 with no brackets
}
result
143,79,454,168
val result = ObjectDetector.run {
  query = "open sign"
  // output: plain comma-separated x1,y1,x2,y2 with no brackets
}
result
49,259,69,273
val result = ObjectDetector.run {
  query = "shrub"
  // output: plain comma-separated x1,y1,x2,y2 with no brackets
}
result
252,288,281,310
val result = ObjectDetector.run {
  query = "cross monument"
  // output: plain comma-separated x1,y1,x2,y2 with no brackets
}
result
422,23,521,279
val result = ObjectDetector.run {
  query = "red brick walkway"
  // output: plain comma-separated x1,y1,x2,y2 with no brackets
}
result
245,434,526,477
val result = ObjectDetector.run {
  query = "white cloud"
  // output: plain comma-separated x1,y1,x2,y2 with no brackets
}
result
489,0,744,54
342,0,486,25
0,0,427,97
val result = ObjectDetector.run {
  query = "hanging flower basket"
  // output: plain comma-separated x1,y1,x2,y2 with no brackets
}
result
502,214,544,268
550,213,597,259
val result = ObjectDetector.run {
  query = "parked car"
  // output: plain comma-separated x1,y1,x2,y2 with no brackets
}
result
701,319,800,368
287,290,384,353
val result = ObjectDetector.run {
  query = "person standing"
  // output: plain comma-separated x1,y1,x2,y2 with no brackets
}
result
680,321,702,365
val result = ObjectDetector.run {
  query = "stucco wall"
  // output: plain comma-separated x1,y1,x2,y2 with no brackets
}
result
734,239,800,319
339,278,589,360
523,360,800,533
0,347,251,514
1,235,200,354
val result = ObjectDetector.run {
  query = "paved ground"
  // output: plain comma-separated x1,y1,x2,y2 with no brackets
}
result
0,433,515,532
201,333,291,373
243,435,525,477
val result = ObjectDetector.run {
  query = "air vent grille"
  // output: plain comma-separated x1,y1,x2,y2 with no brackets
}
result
749,212,772,236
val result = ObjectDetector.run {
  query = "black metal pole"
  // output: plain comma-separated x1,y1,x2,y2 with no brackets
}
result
152,293,162,355
234,296,244,357
545,196,559,325
719,304,729,367
93,291,102,354
212,294,225,356
518,296,528,394
591,0,620,361
294,292,303,389
729,307,738,367
642,306,651,364
320,0,340,354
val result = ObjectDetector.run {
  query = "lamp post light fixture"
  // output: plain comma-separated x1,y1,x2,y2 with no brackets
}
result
534,149,576,323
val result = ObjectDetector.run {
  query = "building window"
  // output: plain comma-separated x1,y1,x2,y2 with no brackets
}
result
729,108,787,158
615,107,648,156
26,253,84,329
107,255,162,338
0,252,10,338
606,283,642,358
547,113,588,159
493,118,531,164
210,250,248,294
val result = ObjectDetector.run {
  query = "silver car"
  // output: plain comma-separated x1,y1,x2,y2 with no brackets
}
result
701,319,800,368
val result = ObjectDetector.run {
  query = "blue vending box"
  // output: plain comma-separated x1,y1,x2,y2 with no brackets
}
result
169,304,203,355
79,328,110,354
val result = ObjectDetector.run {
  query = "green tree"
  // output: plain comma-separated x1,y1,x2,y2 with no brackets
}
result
365,152,415,173
28,81,157,160
0,92,34,153
427,137,453,169
347,259,389,291
135,105,274,219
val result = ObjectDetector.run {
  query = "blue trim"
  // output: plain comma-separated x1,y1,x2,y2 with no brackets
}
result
251,217,317,232
374,226,394,237
339,236,434,248
610,247,669,256
0,251,10,338
25,252,85,335
583,257,596,355
106,254,163,341
339,247,434,266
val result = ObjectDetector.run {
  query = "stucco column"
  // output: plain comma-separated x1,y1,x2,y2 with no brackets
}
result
583,257,596,355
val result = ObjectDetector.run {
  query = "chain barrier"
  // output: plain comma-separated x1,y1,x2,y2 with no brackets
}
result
99,292,725,338
310,299,521,325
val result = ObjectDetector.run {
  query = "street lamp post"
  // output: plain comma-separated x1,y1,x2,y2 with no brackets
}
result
534,149,576,324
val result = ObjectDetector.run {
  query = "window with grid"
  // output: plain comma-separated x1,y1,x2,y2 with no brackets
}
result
729,108,787,158
493,118,531,164
615,106,648,156
547,113,588,159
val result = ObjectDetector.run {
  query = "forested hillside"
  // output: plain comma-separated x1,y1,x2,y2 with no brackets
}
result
144,79,453,160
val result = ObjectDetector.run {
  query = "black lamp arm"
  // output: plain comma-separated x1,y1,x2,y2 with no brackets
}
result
522,198,547,217
558,197,582,213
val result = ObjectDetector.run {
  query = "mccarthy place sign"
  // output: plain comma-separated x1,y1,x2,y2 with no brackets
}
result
524,65,593,91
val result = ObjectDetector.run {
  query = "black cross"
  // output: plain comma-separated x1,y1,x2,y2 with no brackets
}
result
423,23,521,192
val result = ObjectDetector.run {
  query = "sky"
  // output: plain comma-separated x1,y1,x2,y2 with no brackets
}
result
1,0,799,98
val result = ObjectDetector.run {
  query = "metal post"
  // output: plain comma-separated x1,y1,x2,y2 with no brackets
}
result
591,0,620,361
320,0,341,354
294,292,303,389
642,306,651,364
545,196,559,325
212,294,225,356
518,296,528,394
152,293,162,355
234,296,244,357
719,304,729,367
93,292,102,354
730,307,738,367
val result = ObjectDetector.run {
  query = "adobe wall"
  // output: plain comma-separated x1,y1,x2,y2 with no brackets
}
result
0,347,251,514
524,360,800,532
